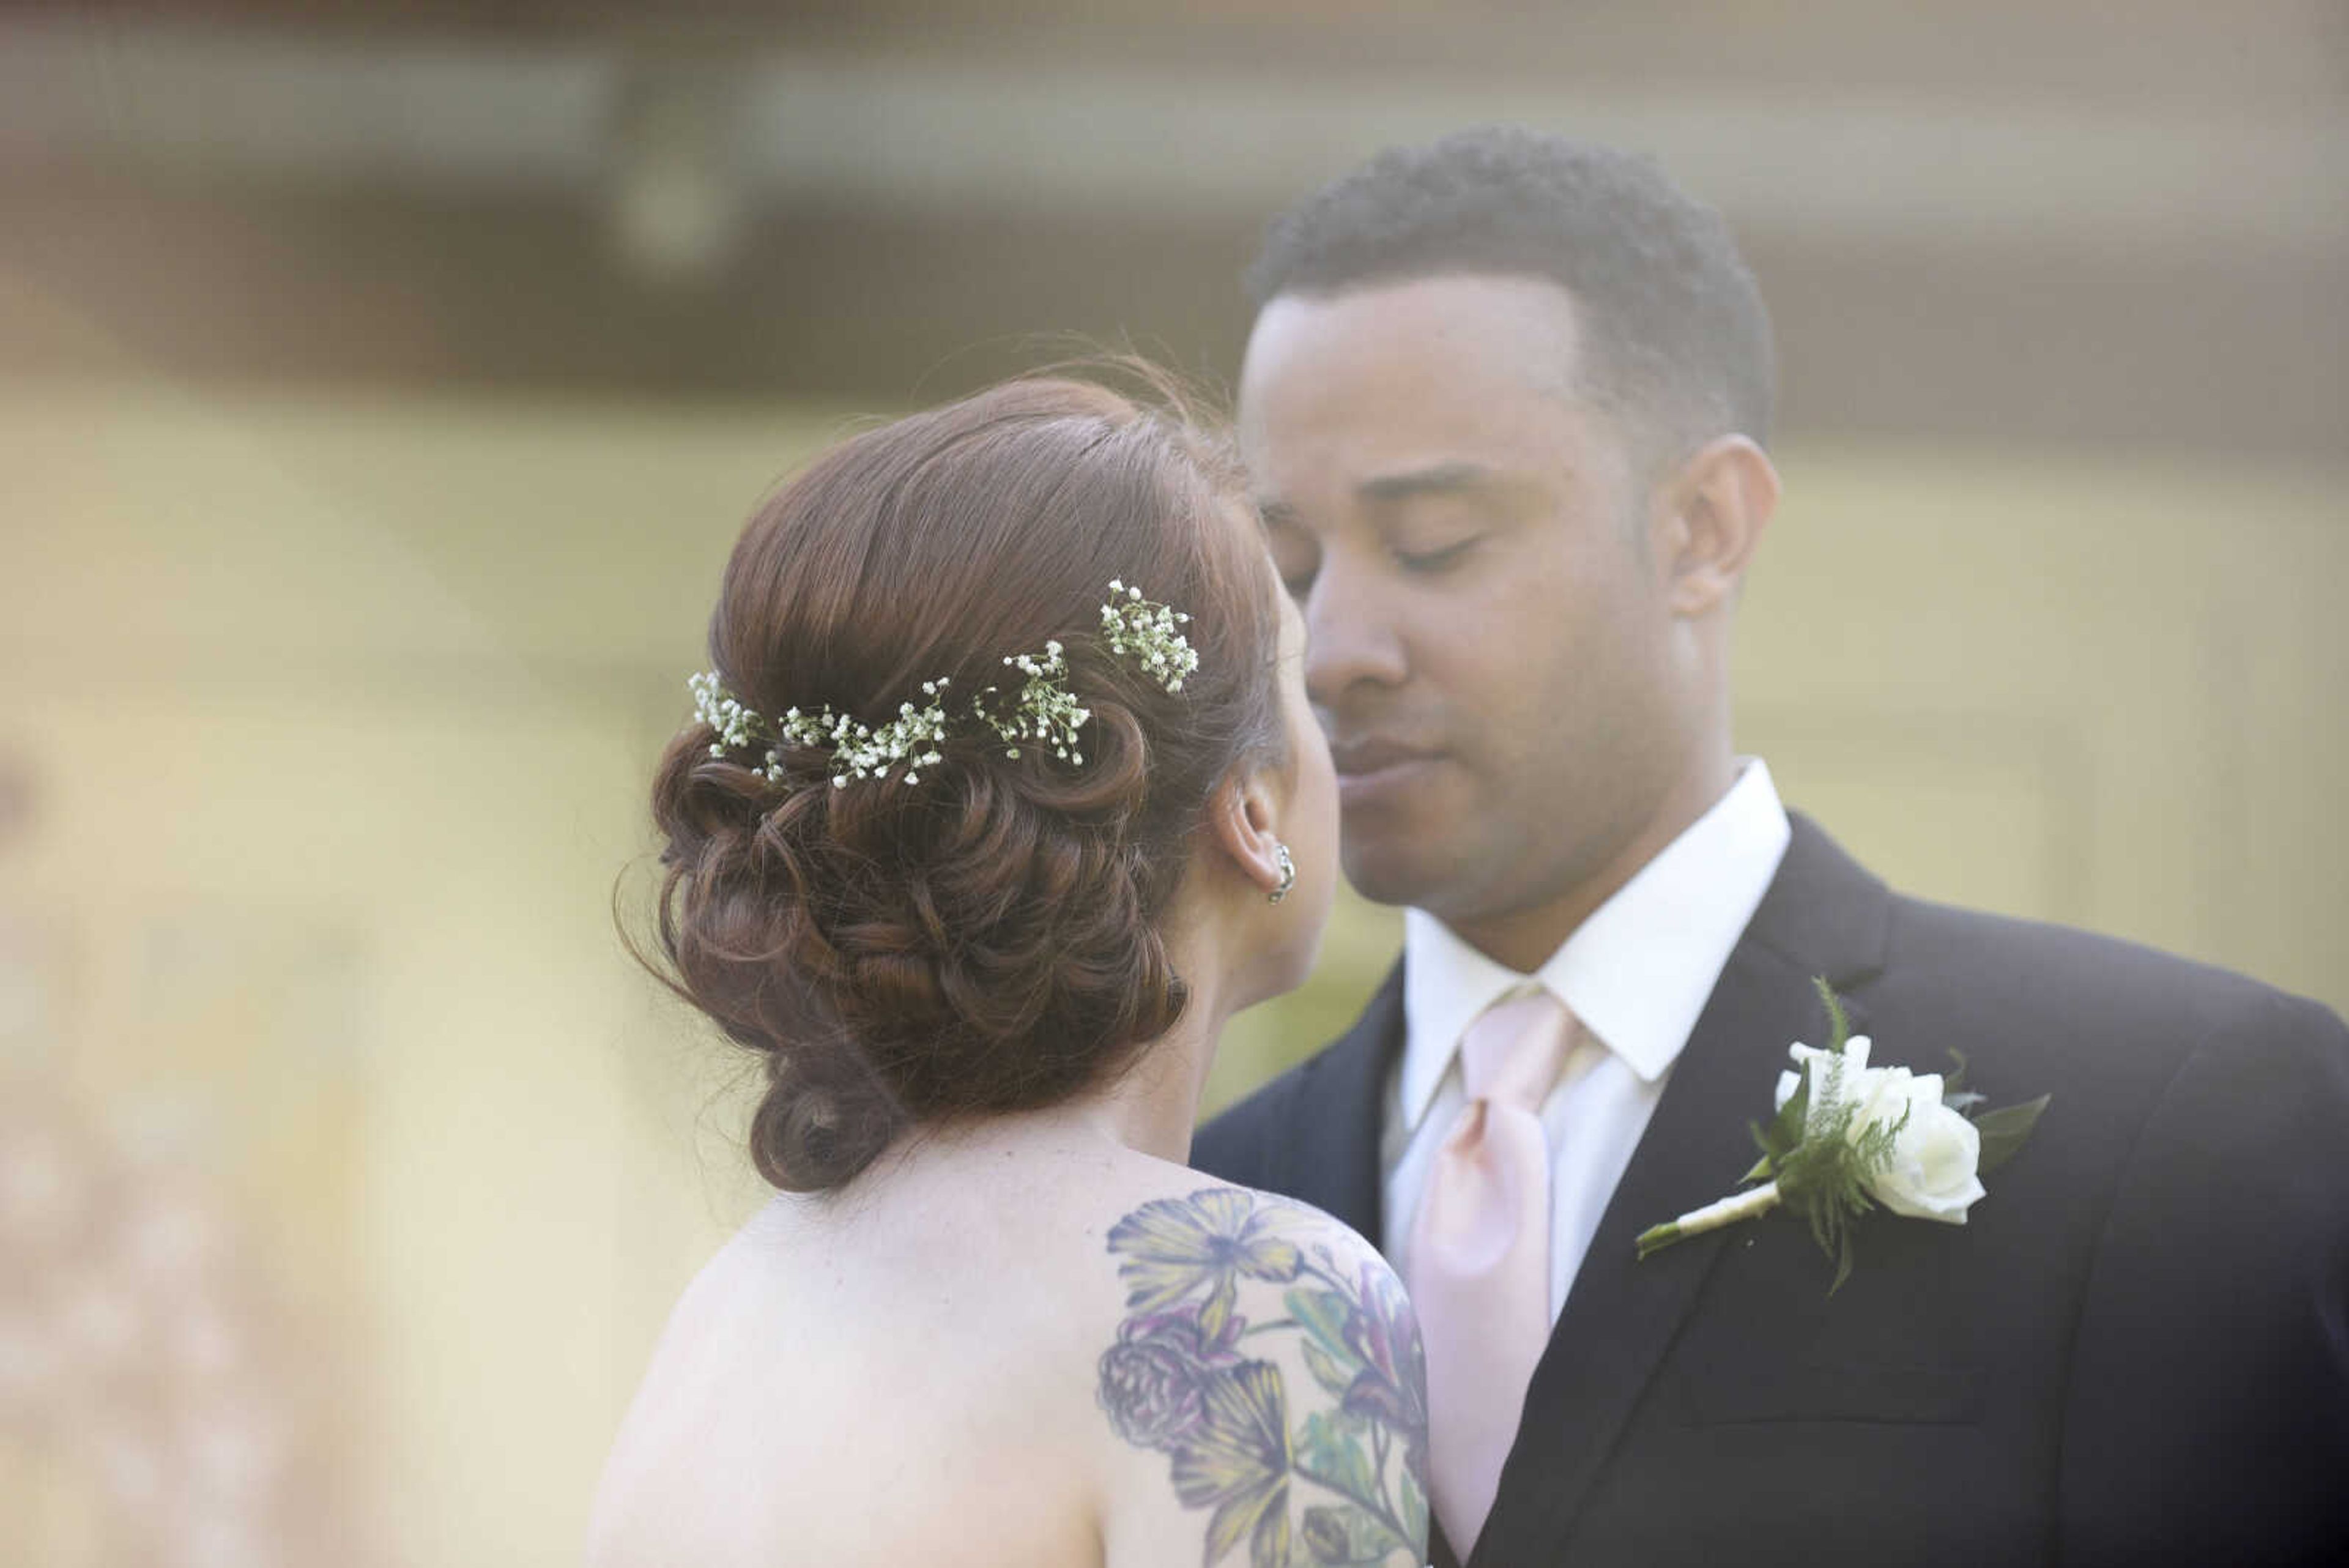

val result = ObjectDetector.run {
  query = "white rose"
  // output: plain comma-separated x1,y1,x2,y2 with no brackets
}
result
1854,1069,1986,1223
1775,1036,1986,1225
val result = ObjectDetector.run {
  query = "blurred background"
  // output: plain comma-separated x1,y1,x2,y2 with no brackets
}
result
1,2,2342,1562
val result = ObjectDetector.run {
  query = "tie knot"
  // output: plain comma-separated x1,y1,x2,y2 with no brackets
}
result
1458,989,1573,1111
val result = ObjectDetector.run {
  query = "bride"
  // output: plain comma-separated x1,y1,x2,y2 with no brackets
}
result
586,375,1430,1568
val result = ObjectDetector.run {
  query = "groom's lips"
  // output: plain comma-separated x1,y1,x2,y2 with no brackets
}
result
1329,738,1442,809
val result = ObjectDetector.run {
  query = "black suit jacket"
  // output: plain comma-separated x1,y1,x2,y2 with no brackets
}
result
1192,815,2349,1567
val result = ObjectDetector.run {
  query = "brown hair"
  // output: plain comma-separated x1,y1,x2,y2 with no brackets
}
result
645,374,1283,1192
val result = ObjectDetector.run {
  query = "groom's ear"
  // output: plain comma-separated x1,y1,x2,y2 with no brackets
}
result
1657,434,1779,617
1206,763,1289,899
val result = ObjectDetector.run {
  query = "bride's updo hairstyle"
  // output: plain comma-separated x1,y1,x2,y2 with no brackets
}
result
648,375,1285,1194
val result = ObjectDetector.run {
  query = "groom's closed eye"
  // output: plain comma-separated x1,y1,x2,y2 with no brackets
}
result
1368,465,1538,573
1263,512,1321,600
1392,532,1484,574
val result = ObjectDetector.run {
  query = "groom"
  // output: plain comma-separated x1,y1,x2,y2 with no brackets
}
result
1191,128,2349,1567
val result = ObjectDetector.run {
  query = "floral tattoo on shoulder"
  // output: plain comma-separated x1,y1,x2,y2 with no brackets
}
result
1097,1187,1429,1568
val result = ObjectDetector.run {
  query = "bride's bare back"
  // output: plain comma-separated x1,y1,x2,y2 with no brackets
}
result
585,1133,1425,1568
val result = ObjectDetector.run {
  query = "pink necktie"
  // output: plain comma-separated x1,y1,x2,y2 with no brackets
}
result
1406,989,1574,1559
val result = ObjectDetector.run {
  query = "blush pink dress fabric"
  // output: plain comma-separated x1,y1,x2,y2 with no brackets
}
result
1405,989,1575,1558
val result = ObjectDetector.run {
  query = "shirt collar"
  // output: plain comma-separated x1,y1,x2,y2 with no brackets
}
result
1397,759,1794,1134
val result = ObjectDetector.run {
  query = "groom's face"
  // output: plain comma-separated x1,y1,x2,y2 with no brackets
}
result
1237,272,1691,934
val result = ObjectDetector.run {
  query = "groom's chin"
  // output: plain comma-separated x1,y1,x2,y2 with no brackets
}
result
1335,761,1481,906
1338,828,1466,913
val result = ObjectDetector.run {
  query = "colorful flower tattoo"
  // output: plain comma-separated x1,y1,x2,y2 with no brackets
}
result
1099,1187,1430,1568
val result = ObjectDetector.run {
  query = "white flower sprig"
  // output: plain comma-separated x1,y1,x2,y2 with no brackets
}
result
1101,579,1198,694
691,672,953,787
688,584,1195,789
1635,978,2049,1293
688,670,763,753
979,642,1088,763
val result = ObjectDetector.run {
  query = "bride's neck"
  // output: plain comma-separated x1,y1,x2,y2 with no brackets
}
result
1004,896,1238,1164
1085,978,1229,1164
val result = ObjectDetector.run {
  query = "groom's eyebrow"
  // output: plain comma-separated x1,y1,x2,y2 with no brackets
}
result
1356,461,1500,505
1252,463,1524,532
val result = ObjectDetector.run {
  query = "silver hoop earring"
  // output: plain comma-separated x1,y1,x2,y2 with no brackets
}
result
1268,842,1296,905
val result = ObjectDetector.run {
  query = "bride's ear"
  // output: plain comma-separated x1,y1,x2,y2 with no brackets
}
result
1205,762,1290,899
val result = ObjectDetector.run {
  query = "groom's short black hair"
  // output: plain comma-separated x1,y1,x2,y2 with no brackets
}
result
1247,126,1776,456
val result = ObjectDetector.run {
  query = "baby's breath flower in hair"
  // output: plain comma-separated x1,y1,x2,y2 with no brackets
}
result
979,641,1089,764
1101,580,1199,694
689,671,763,754
688,583,1196,789
691,672,953,787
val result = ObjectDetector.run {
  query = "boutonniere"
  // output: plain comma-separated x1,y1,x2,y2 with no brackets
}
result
1637,979,2049,1292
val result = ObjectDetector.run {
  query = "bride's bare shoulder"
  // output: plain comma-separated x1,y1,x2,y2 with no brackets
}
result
588,1164,1429,1568
1080,1173,1431,1568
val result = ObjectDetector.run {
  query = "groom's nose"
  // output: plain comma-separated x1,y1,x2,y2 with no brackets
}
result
1302,560,1409,708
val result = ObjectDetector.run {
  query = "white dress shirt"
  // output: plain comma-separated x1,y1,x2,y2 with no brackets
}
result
1381,761,1792,1318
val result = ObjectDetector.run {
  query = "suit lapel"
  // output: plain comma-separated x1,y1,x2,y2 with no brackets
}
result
1469,815,1892,1565
1269,964,1403,1249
